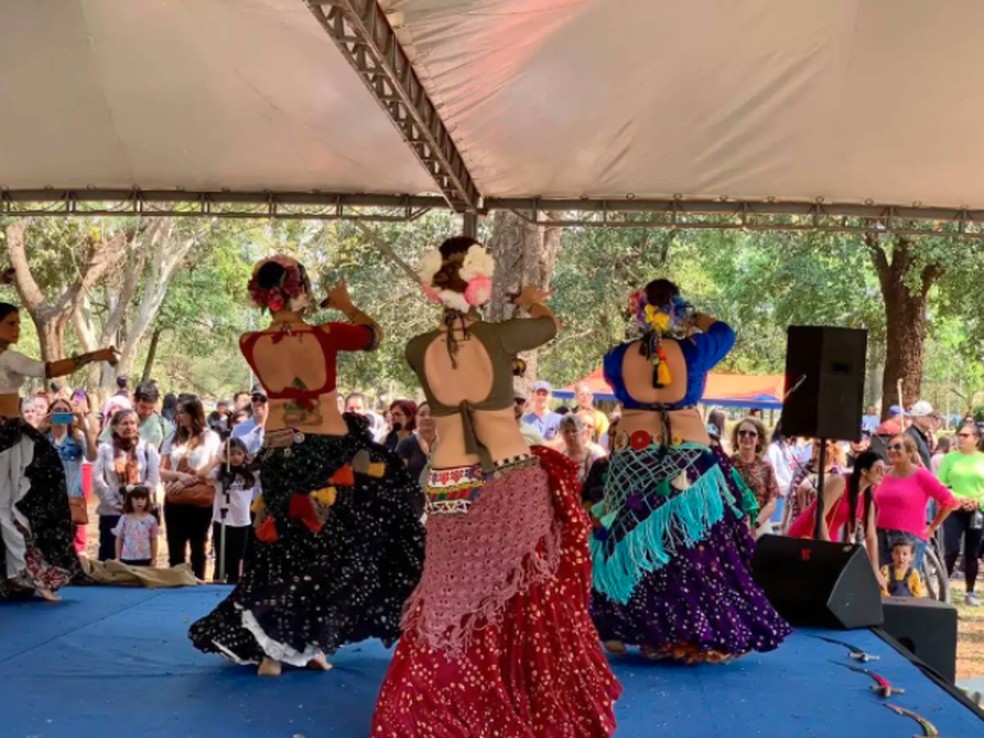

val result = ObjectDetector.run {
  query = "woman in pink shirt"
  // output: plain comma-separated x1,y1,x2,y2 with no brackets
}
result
875,434,957,569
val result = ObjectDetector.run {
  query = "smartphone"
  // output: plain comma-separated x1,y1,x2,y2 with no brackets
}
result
51,412,75,425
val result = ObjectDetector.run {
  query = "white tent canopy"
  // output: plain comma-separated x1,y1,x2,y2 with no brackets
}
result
0,0,433,195
3,0,984,216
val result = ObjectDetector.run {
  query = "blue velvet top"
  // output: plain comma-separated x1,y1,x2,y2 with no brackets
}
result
603,321,736,410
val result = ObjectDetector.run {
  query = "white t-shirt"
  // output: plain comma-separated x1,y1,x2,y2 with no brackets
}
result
766,442,797,497
210,472,258,528
162,430,221,472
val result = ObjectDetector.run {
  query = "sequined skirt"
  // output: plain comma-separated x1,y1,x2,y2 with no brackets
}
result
0,418,78,599
188,418,425,665
372,446,621,737
589,441,790,660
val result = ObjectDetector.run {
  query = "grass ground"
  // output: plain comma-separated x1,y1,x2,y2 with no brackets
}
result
951,581,984,679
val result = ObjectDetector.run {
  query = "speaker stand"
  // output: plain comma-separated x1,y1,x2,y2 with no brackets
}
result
813,438,829,540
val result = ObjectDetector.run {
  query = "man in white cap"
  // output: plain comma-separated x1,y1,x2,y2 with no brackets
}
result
521,380,562,441
906,400,935,468
231,384,269,456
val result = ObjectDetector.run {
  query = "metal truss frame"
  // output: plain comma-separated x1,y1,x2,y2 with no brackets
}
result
305,0,480,212
488,197,984,240
0,189,442,222
4,189,984,240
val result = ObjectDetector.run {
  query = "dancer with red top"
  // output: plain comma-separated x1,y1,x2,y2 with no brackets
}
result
189,255,424,676
372,237,620,737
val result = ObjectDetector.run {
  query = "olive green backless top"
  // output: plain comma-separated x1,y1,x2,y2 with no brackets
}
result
405,316,557,470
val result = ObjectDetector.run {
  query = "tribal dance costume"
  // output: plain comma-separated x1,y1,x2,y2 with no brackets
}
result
590,318,790,662
190,295,425,666
372,313,620,737
0,349,79,600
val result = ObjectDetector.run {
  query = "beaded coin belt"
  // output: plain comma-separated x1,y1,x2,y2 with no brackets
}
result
425,454,535,515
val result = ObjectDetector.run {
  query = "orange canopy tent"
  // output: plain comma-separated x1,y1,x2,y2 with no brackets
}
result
555,369,785,410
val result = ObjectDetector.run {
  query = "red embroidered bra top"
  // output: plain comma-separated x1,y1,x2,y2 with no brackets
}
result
239,323,376,404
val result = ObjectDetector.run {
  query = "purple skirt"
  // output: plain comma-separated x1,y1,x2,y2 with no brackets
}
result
589,442,790,659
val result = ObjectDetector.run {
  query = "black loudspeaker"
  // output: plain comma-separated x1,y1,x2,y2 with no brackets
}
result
751,535,884,629
880,597,958,683
782,326,867,441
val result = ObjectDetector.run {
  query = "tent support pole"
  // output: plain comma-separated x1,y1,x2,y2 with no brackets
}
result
462,212,479,238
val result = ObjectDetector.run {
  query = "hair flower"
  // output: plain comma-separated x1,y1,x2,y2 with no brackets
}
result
417,241,495,311
464,275,493,306
247,254,311,313
417,249,443,285
459,245,496,282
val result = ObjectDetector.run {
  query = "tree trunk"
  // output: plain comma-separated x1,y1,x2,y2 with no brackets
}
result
4,220,130,362
486,211,562,387
142,327,164,382
110,229,195,383
861,335,885,409
864,234,942,418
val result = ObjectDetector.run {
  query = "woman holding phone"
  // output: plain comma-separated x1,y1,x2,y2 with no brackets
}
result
40,396,98,552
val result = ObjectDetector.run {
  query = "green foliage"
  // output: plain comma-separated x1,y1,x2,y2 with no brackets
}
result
4,212,984,409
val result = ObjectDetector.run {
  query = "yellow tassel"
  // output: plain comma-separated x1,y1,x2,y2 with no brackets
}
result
657,362,672,387
311,486,338,507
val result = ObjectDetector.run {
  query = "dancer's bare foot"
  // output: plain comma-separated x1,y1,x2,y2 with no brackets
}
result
640,645,667,661
257,658,282,677
603,640,626,655
37,588,61,602
306,653,332,671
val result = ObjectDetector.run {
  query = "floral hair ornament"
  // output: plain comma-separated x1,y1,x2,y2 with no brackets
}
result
627,289,695,388
416,244,495,313
247,255,311,313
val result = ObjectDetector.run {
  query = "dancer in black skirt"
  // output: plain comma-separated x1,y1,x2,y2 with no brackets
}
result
189,255,425,675
0,294,118,601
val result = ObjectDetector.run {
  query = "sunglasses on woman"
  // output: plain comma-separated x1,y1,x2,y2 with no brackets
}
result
737,430,758,438
886,443,906,452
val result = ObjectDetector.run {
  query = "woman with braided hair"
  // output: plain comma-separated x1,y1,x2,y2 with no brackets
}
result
188,255,424,676
589,278,790,663
372,237,620,737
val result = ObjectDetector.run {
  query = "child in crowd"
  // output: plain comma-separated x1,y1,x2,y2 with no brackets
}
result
880,540,926,598
112,485,160,566
205,437,259,584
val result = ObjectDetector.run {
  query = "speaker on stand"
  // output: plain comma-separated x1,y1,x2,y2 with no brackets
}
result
782,326,868,538
752,326,881,628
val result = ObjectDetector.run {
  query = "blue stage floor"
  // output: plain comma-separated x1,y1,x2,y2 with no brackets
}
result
1,586,981,737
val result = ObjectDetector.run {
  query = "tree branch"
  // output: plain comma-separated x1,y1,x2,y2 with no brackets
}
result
4,220,47,312
862,232,890,277
353,221,421,285
100,221,163,343
54,230,130,317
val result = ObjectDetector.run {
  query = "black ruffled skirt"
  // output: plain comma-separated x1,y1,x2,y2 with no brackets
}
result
189,416,425,665
0,419,80,600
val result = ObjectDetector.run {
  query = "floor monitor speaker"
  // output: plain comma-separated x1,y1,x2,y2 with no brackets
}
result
752,535,884,629
880,597,958,684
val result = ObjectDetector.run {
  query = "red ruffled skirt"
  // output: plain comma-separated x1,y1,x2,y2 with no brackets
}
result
371,446,621,737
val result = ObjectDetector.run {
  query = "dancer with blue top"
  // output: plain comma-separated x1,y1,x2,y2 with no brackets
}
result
589,278,790,663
